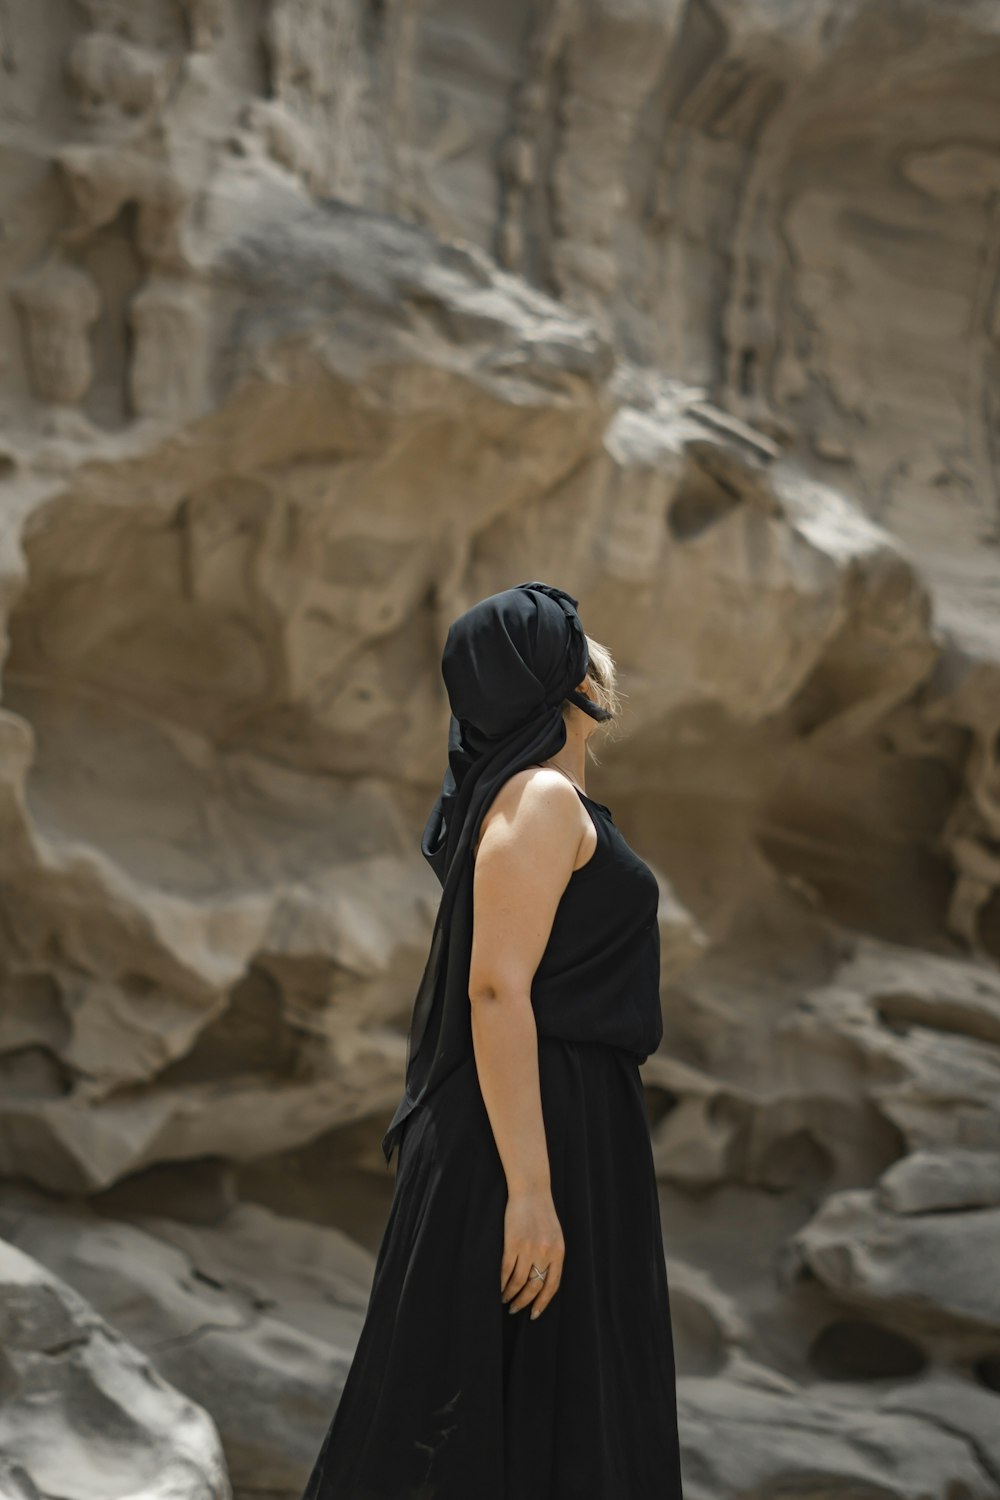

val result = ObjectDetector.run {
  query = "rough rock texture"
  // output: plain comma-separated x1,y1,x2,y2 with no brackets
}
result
1,1,999,1497
677,1374,1000,1500
0,1234,229,1500
0,1186,374,1495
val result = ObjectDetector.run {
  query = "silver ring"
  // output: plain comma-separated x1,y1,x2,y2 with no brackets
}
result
529,1263,548,1281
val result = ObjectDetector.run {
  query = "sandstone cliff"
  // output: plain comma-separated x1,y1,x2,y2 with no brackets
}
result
1,2,999,1497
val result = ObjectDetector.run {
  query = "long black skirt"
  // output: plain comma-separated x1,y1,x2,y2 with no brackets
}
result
300,1036,684,1499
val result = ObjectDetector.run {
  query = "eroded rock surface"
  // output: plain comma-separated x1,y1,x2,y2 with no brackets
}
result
1,1,999,1497
0,1234,229,1500
0,1186,373,1494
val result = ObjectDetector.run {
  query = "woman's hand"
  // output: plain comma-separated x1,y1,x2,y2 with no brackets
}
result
501,1187,565,1319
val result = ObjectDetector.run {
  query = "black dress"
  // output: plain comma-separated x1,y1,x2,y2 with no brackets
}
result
300,786,685,1500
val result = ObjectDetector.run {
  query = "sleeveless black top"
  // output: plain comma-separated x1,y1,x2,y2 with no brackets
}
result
530,783,664,1062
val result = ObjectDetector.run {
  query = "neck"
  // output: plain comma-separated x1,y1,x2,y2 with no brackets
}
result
544,728,589,791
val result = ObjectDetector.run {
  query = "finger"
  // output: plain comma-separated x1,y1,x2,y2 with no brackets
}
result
505,1251,544,1309
507,1256,553,1312
500,1249,518,1296
501,1251,530,1302
521,1245,564,1317
529,1263,563,1319
503,1253,532,1306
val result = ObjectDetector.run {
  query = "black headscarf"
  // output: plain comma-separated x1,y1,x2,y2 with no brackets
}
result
381,581,613,1165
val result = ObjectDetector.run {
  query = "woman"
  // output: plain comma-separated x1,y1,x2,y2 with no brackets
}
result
301,581,684,1499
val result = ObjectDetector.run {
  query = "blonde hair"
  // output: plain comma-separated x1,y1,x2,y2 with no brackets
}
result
565,634,624,766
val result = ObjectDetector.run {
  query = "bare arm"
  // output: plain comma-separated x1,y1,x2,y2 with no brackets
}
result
468,768,588,1319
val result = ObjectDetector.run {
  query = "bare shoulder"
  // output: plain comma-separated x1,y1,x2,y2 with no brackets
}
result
468,767,590,1000
474,764,583,860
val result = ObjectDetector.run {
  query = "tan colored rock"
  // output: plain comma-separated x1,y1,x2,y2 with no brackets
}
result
877,1148,1000,1214
243,100,323,190
56,144,190,269
796,1188,1000,1340
128,278,208,418
2,1,1000,1496
677,1375,997,1500
12,262,100,405
67,32,172,119
180,0,224,53
872,1373,1000,1490
818,939,1000,1152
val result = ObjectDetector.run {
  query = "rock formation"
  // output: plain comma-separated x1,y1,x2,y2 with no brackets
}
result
0,1234,228,1498
1,1,998,1497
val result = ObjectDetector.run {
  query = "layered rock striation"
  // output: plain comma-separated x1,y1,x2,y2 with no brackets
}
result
1,2,999,1497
